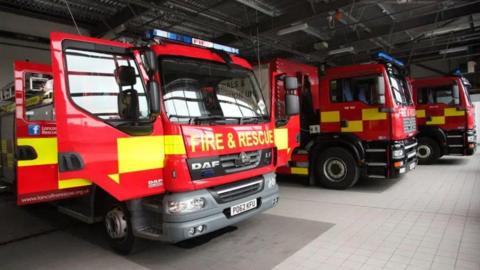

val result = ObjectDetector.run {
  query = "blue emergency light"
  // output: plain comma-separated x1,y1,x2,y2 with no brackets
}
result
146,29,240,55
374,51,405,68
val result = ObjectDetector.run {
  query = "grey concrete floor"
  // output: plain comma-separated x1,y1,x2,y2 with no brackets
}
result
0,153,479,270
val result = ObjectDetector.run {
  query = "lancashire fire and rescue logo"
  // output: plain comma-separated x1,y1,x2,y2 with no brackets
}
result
235,151,250,167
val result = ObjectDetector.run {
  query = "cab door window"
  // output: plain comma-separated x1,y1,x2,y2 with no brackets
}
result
330,75,383,105
64,49,149,123
417,84,459,105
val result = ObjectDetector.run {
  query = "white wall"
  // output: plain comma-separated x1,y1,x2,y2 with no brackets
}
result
0,11,88,87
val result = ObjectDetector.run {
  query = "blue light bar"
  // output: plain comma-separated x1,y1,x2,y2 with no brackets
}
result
146,29,240,55
374,51,405,68
452,68,463,77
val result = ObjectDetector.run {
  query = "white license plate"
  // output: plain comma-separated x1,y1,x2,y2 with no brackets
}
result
230,199,257,216
409,162,416,170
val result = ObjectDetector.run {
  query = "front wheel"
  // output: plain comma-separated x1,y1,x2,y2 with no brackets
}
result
104,204,139,255
313,147,359,189
417,137,440,165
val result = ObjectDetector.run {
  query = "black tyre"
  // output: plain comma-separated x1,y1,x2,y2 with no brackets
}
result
104,204,138,255
417,137,440,165
313,147,359,189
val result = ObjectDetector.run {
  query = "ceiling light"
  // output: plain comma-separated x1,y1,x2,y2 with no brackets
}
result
235,0,281,17
328,46,355,56
439,46,468,54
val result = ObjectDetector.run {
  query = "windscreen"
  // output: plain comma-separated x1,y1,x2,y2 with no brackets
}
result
387,64,413,106
160,58,268,124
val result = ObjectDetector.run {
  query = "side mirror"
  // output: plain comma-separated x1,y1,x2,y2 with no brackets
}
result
377,76,386,105
143,49,158,76
453,85,460,105
285,76,298,90
285,94,300,116
148,81,161,114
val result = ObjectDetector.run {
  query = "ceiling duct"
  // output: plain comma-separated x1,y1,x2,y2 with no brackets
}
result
328,46,355,56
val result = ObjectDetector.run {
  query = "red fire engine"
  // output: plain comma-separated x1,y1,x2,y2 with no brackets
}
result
257,53,417,189
411,71,476,164
0,30,299,253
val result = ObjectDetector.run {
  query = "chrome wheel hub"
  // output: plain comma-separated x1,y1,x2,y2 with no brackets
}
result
323,158,347,182
105,207,128,239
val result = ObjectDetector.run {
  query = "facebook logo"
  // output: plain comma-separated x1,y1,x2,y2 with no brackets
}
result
28,124,41,136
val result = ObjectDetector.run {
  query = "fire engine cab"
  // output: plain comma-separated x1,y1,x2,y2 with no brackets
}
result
0,30,299,254
411,71,476,164
257,52,417,189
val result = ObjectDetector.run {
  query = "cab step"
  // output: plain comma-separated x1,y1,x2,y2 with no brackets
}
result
135,226,163,240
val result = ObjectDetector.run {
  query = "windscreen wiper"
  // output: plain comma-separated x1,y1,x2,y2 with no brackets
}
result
240,116,268,124
193,115,241,125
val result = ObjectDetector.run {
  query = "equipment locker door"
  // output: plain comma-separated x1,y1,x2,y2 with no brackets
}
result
50,33,165,201
14,62,68,205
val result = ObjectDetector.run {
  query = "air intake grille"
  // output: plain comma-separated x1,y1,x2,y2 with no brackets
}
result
220,150,261,173
209,178,264,203
403,117,416,133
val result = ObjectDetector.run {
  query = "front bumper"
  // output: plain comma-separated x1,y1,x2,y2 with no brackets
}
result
131,173,279,243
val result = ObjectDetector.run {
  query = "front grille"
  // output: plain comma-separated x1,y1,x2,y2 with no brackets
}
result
220,150,262,173
209,178,264,203
403,117,416,134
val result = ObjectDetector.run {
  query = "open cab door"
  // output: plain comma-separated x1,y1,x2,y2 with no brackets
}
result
50,33,165,201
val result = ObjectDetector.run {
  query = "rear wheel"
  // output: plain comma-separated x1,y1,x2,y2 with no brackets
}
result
314,147,359,189
104,204,139,255
417,137,440,165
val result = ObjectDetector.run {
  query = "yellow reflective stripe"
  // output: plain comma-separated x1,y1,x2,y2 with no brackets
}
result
291,167,308,175
1,139,6,154
341,120,363,132
362,108,387,121
164,135,186,155
274,128,288,150
117,136,165,174
321,111,340,123
58,178,91,189
108,174,120,184
444,107,465,117
427,116,445,125
17,137,58,167
416,110,426,118
6,153,14,168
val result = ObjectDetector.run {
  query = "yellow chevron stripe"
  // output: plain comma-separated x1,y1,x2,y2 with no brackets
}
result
444,107,465,117
274,128,288,150
321,111,340,123
341,120,363,132
58,178,91,189
17,137,58,167
362,108,387,121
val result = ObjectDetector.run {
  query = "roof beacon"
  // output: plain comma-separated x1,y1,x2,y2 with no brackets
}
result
374,51,405,68
146,29,240,55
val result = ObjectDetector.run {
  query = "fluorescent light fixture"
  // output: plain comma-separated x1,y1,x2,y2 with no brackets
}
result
277,23,329,40
424,24,470,38
328,46,355,56
439,46,468,55
235,0,281,17
277,23,309,36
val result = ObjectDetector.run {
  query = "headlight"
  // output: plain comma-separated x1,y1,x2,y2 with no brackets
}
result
266,176,276,189
166,197,206,214
392,149,405,159
468,135,476,143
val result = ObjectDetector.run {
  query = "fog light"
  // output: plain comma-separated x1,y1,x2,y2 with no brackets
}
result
188,227,196,236
266,176,276,189
468,136,476,143
196,225,205,233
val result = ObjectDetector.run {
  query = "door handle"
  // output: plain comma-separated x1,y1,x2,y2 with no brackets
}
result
340,120,348,128
59,152,84,172
426,115,432,122
16,146,37,160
